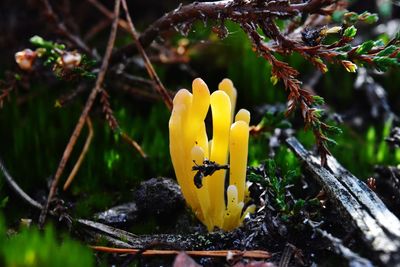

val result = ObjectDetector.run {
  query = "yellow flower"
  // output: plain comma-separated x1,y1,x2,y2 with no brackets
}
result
169,78,255,231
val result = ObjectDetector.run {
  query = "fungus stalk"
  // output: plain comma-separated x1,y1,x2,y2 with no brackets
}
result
169,78,255,231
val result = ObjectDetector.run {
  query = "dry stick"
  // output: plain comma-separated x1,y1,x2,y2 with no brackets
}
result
41,0,98,60
63,117,94,191
121,0,173,111
39,0,122,227
0,157,43,210
84,19,112,41
136,0,331,48
86,0,130,32
121,132,147,158
99,88,147,158
91,246,272,259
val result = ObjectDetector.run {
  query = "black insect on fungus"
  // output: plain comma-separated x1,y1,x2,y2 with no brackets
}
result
192,159,229,188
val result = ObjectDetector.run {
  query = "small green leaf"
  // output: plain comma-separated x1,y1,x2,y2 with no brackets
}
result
373,39,385,47
325,137,338,146
313,110,323,119
343,26,357,38
312,95,325,106
30,35,45,46
365,14,379,24
30,35,65,50
359,11,379,24
377,45,397,56
325,125,343,135
373,56,399,71
356,40,374,55
336,44,352,52
343,12,359,24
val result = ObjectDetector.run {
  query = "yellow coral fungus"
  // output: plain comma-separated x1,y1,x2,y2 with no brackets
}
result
169,78,255,231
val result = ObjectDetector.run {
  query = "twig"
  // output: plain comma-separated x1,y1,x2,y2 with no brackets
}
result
84,19,112,41
0,157,43,210
109,0,333,62
241,22,330,165
57,83,88,107
39,0,122,227
121,132,147,158
40,0,97,59
86,0,131,32
138,0,330,48
63,117,94,191
91,246,271,259
99,88,147,158
121,0,173,110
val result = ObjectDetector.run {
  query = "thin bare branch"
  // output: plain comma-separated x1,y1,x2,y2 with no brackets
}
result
121,132,147,158
39,0,122,227
86,0,131,32
114,0,333,52
99,88,147,158
63,117,94,191
0,157,43,210
84,19,112,41
91,246,272,259
41,0,97,59
121,0,173,110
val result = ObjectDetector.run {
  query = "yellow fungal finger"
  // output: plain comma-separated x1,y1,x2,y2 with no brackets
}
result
226,202,244,231
229,121,249,203
180,80,210,216
169,104,198,210
191,146,212,229
218,78,237,121
185,78,210,158
223,185,244,231
169,78,254,232
209,90,231,227
172,89,193,130
235,109,251,125
225,185,239,220
172,89,193,110
191,78,211,119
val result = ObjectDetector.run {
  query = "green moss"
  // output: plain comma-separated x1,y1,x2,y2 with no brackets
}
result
0,82,172,219
0,215,93,267
297,118,400,179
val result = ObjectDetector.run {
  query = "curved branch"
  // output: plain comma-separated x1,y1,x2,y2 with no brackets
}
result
112,0,334,61
138,0,333,47
0,157,43,210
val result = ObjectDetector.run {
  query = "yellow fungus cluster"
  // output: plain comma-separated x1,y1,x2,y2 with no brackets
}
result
169,78,255,231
